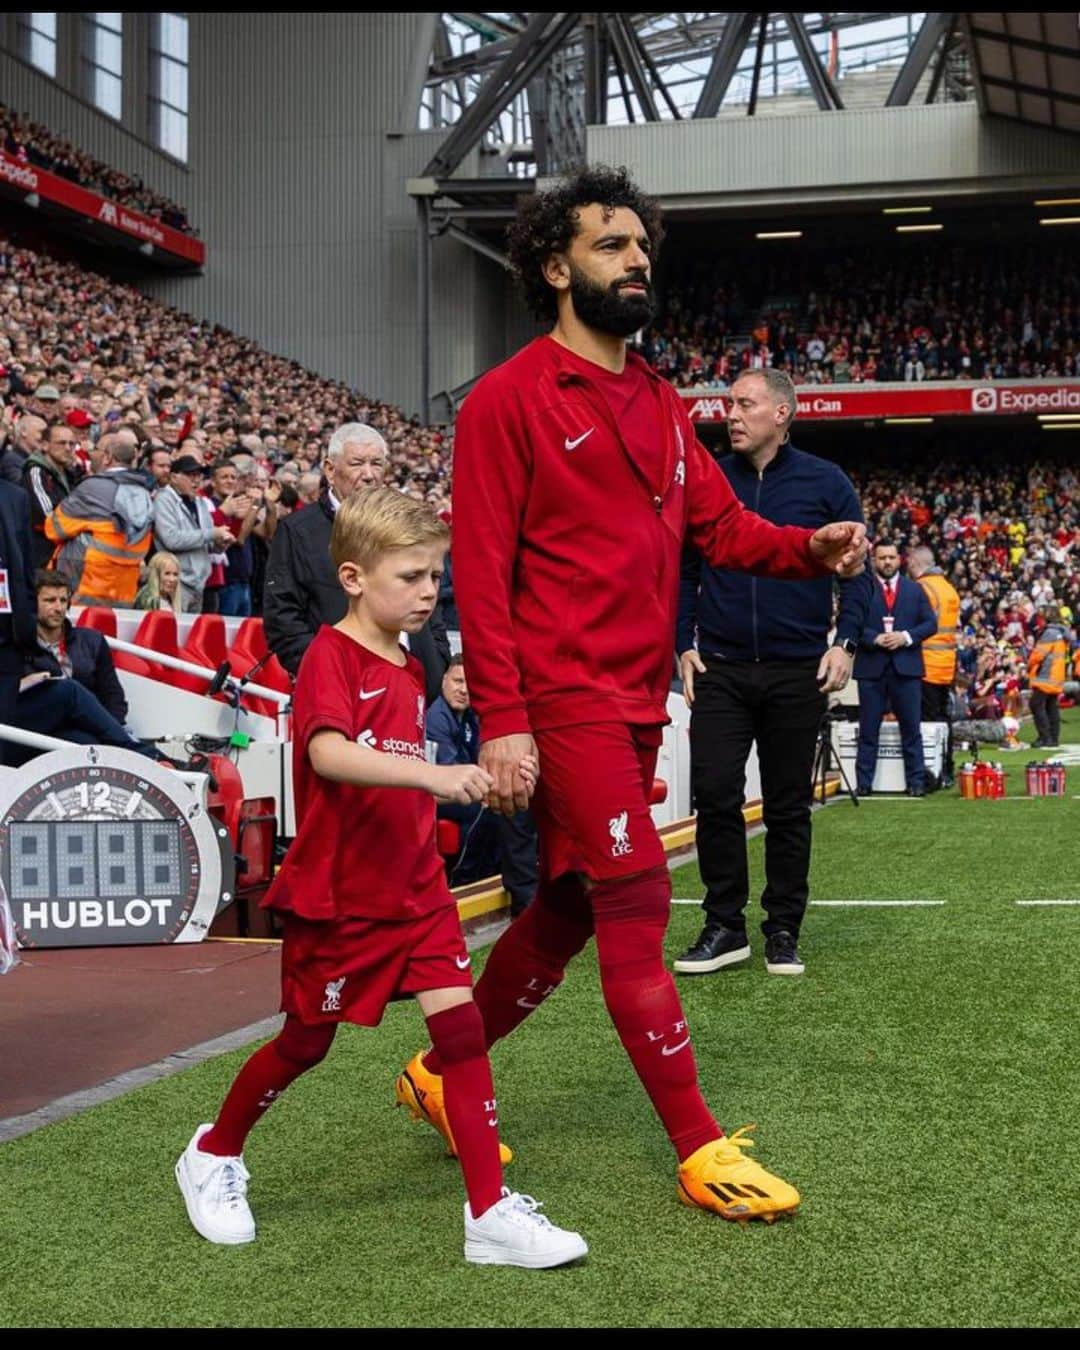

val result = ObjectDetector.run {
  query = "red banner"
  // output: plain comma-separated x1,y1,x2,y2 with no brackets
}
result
683,381,1080,423
0,149,204,267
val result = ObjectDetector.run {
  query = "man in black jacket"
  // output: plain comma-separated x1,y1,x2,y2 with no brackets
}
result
23,420,83,568
0,413,46,487
24,569,128,722
0,477,37,763
674,369,871,978
263,422,450,702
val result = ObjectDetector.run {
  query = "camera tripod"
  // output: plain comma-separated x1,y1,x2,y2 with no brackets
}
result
811,711,860,806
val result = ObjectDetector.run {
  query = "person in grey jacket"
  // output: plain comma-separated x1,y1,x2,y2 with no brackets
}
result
152,455,233,612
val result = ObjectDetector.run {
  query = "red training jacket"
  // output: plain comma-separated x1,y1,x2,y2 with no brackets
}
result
453,336,826,738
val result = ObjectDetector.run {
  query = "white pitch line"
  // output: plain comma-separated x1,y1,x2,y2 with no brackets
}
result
811,899,945,907
1015,900,1080,907
671,899,701,905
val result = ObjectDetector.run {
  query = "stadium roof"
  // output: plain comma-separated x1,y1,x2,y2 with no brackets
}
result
963,12,1080,136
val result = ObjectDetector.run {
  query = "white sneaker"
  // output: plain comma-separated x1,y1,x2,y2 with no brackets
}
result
464,1188,588,1268
175,1124,256,1245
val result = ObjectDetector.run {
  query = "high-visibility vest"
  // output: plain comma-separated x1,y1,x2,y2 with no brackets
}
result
1029,625,1068,695
46,500,150,606
917,570,960,686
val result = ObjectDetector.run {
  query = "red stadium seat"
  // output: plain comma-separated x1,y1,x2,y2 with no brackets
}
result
76,606,117,637
204,754,244,848
131,610,207,694
236,798,278,893
74,606,153,677
437,819,461,857
182,613,227,671
228,616,292,718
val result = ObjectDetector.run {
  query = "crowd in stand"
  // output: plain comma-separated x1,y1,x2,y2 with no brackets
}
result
0,236,452,538
2,230,1079,720
641,243,1080,388
1,100,196,234
850,455,1080,716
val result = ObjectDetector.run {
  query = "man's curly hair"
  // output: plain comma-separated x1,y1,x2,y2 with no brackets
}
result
505,164,665,322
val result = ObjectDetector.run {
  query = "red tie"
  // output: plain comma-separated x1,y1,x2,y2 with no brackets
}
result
882,580,896,613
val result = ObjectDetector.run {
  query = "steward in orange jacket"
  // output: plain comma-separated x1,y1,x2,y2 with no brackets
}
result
1028,607,1069,748
46,437,152,606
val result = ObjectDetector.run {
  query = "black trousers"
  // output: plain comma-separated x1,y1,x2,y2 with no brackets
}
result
920,681,955,781
690,658,825,939
1030,690,1061,746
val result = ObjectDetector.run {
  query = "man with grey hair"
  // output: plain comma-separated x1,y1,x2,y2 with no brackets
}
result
675,367,871,978
264,422,450,697
0,412,46,486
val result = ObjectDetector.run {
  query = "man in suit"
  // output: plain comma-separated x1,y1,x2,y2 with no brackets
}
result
263,422,450,702
0,478,37,762
854,539,938,796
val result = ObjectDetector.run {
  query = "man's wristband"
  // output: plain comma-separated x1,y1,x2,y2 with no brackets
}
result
832,638,857,656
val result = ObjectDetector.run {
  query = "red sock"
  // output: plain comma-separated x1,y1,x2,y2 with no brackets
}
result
591,866,721,1162
426,1002,503,1218
200,1017,337,1157
422,874,592,1076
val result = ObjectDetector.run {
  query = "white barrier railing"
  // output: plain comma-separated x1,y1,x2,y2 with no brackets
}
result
106,638,291,709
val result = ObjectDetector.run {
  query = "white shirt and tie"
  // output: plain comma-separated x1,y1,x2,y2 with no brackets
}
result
880,575,913,647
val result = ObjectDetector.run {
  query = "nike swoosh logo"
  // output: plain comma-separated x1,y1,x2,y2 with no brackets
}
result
515,996,542,1009
661,1036,690,1056
455,955,470,969
564,428,595,451
358,688,386,700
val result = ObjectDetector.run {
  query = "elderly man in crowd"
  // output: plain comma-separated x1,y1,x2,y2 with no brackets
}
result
0,412,46,485
152,454,234,612
264,422,450,700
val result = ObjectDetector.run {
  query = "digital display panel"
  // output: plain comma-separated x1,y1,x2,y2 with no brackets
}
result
8,820,185,900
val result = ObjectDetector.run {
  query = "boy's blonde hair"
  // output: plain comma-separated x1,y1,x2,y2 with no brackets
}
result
331,486,449,571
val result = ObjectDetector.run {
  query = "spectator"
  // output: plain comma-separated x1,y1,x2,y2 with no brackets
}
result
23,421,83,568
264,423,450,700
25,569,127,722
152,454,233,612
426,655,538,916
0,413,45,486
297,470,321,505
135,551,183,615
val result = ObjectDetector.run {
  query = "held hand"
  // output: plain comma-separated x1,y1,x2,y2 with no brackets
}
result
211,525,234,548
809,521,868,578
479,733,538,815
517,753,540,793
817,646,853,693
679,649,707,707
429,763,494,806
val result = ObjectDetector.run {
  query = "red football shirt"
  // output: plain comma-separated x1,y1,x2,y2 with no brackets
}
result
262,625,452,921
554,339,666,496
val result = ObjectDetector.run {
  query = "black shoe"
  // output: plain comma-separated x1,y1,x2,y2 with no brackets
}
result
764,930,805,976
906,785,926,797
1031,740,1047,749
857,785,874,797
673,924,750,975
939,775,955,790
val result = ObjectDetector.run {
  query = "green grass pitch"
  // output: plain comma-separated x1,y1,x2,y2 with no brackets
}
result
3,714,1078,1327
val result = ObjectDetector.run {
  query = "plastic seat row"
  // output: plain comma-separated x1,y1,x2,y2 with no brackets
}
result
76,610,291,720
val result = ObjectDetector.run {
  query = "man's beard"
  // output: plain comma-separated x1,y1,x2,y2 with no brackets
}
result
567,262,656,338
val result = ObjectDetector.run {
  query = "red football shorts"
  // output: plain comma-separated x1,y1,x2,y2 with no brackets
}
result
531,722,666,882
280,903,472,1027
